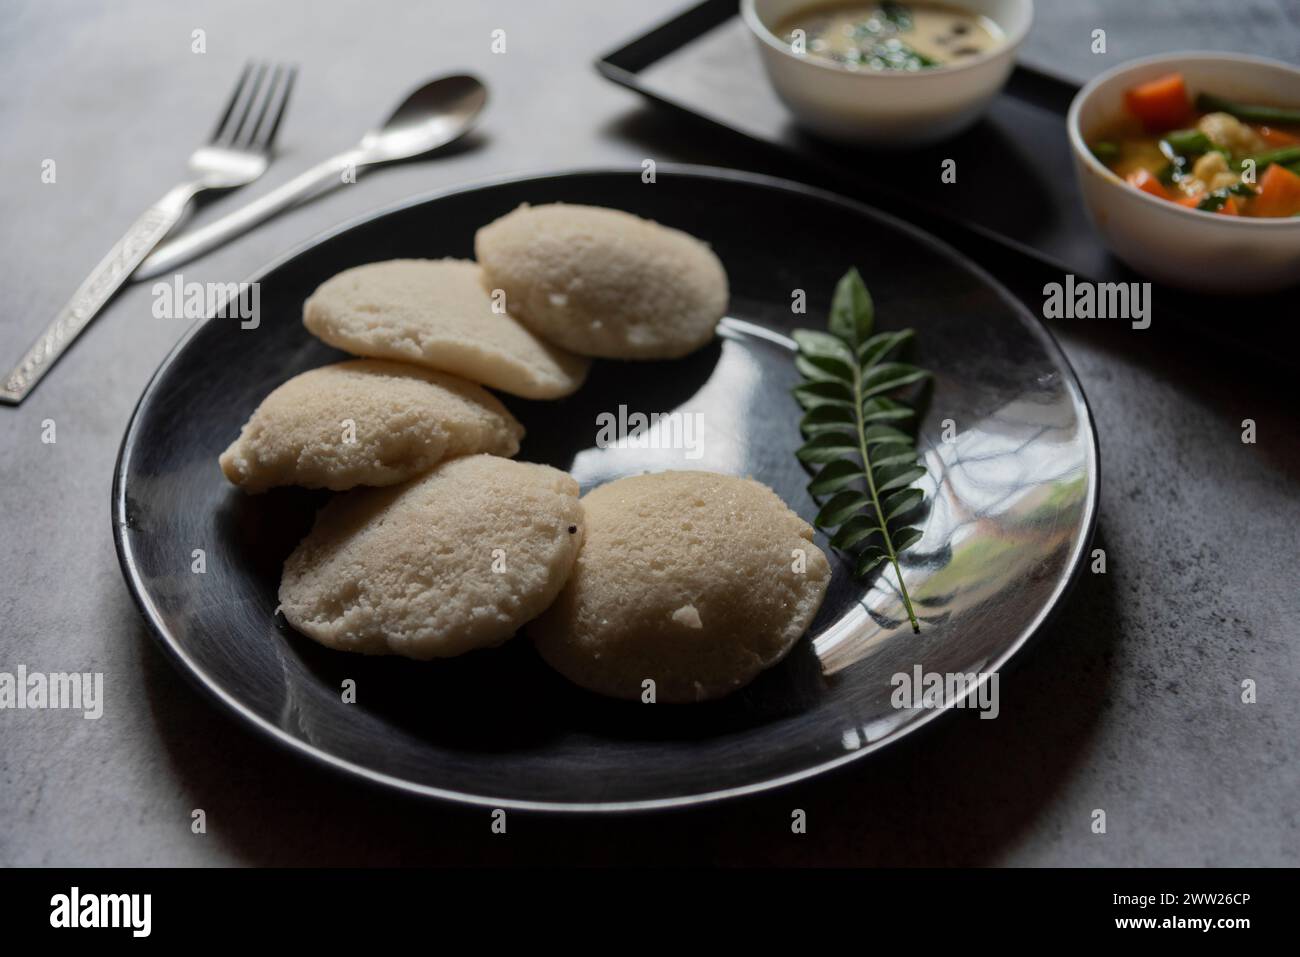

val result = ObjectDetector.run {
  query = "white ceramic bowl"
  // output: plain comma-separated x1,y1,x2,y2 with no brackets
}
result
741,0,1033,146
1068,52,1300,294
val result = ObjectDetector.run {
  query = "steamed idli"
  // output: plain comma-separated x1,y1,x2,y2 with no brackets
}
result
279,455,584,659
530,470,830,702
303,258,589,399
474,203,728,359
219,360,523,492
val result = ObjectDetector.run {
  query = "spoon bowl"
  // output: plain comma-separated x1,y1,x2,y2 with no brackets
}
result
359,74,488,163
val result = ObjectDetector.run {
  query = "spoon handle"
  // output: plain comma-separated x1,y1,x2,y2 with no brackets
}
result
135,149,365,280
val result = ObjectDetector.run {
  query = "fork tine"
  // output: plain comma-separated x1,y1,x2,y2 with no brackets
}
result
235,62,280,150
226,61,269,147
210,61,255,144
250,64,296,152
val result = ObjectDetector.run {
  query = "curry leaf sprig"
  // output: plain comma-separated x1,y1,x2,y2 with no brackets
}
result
792,268,930,634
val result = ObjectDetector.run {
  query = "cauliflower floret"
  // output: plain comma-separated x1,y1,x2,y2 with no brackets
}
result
1191,151,1228,179
1186,151,1240,193
1197,112,1266,156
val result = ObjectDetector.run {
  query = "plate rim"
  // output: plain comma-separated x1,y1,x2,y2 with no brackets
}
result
111,163,1101,813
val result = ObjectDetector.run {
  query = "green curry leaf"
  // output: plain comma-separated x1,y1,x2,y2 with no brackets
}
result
794,268,931,633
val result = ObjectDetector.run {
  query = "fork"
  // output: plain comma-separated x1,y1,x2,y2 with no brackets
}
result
0,62,296,405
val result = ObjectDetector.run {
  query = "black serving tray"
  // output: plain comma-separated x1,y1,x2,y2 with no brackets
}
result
596,0,1296,362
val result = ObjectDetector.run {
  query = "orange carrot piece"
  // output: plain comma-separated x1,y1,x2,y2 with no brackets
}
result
1124,73,1191,132
1217,196,1239,216
1251,162,1300,217
1256,125,1300,147
1127,168,1173,201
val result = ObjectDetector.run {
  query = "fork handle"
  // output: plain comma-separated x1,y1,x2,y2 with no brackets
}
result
1,183,197,404
136,150,366,280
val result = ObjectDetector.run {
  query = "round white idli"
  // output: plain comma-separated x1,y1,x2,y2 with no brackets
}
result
219,359,523,492
474,203,728,360
279,455,585,659
303,258,589,399
530,470,830,702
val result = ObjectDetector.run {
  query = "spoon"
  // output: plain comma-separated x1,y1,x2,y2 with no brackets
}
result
136,73,487,279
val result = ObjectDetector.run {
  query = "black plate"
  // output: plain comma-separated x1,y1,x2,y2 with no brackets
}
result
113,166,1099,811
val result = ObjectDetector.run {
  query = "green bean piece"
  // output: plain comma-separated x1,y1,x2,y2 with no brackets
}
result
1090,141,1120,163
1195,93,1300,127
1196,189,1232,212
1161,129,1213,156
1247,145,1300,171
1196,183,1254,211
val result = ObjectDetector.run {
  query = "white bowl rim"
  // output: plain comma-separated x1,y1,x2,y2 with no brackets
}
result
740,0,1034,80
1067,50,1300,230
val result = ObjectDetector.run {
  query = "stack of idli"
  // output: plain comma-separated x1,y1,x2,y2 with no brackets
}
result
219,202,829,701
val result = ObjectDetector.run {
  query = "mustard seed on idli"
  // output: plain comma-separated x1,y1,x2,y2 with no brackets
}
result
475,203,728,359
529,471,830,702
279,455,584,659
219,359,523,492
303,258,589,399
